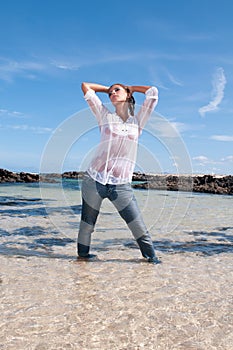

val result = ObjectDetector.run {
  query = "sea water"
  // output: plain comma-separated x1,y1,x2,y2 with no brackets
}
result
0,180,232,258
1,180,233,350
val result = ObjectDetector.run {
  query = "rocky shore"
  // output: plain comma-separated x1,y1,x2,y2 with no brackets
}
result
131,172,233,195
0,168,39,183
0,168,232,195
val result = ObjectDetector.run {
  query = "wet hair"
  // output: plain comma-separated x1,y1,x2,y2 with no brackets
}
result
109,83,135,116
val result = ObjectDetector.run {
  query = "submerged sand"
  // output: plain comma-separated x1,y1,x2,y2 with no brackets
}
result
0,184,233,349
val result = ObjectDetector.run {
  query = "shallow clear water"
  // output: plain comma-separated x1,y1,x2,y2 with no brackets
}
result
1,181,233,349
0,180,232,258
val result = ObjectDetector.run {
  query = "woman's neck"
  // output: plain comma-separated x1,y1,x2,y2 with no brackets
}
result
115,103,129,122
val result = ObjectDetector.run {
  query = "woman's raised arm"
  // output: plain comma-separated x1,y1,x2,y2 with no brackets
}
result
128,85,152,94
81,82,109,95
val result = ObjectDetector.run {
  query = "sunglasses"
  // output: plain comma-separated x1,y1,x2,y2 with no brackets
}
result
108,87,122,97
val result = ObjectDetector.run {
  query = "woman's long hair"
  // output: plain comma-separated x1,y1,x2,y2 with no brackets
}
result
109,83,135,116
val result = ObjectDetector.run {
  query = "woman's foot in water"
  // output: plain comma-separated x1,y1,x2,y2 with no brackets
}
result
77,254,98,261
147,256,161,264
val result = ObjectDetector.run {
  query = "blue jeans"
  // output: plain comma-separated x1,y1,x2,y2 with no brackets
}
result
77,173,156,259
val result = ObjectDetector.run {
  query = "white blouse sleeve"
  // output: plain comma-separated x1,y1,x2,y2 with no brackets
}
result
136,86,159,130
84,89,109,124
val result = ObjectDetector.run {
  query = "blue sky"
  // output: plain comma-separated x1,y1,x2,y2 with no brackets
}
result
0,0,233,175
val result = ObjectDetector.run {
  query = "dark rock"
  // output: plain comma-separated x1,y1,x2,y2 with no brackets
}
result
132,173,233,195
0,169,232,195
0,168,39,183
62,171,85,179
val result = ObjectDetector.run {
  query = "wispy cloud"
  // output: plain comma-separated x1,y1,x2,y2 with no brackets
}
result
221,155,233,162
210,135,233,142
192,156,221,173
193,155,211,164
0,108,26,118
0,57,45,82
148,117,189,138
199,67,227,117
0,124,53,134
193,155,233,166
0,55,82,82
166,70,183,86
192,155,233,174
0,50,183,83
51,60,80,71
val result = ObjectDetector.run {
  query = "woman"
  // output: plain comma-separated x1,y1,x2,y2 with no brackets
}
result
78,81,160,264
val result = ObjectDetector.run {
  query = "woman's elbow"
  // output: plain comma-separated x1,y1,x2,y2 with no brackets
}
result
81,82,88,94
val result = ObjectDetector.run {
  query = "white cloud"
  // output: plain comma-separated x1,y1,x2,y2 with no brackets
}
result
0,108,25,118
198,67,226,117
191,156,218,174
192,156,222,169
4,124,52,134
193,155,210,163
170,121,189,133
166,70,183,86
148,115,189,138
193,154,233,174
221,156,233,162
51,60,80,71
210,135,233,142
0,57,46,82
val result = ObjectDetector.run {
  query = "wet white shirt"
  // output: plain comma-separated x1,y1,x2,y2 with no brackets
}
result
84,87,158,185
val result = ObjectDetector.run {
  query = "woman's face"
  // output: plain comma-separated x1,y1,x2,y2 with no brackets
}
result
108,85,128,104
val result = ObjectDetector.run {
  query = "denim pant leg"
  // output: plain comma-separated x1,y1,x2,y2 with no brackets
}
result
109,184,156,259
77,175,104,256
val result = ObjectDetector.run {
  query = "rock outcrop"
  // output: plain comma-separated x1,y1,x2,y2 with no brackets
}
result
62,171,85,179
0,168,39,183
0,169,232,195
132,173,233,195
